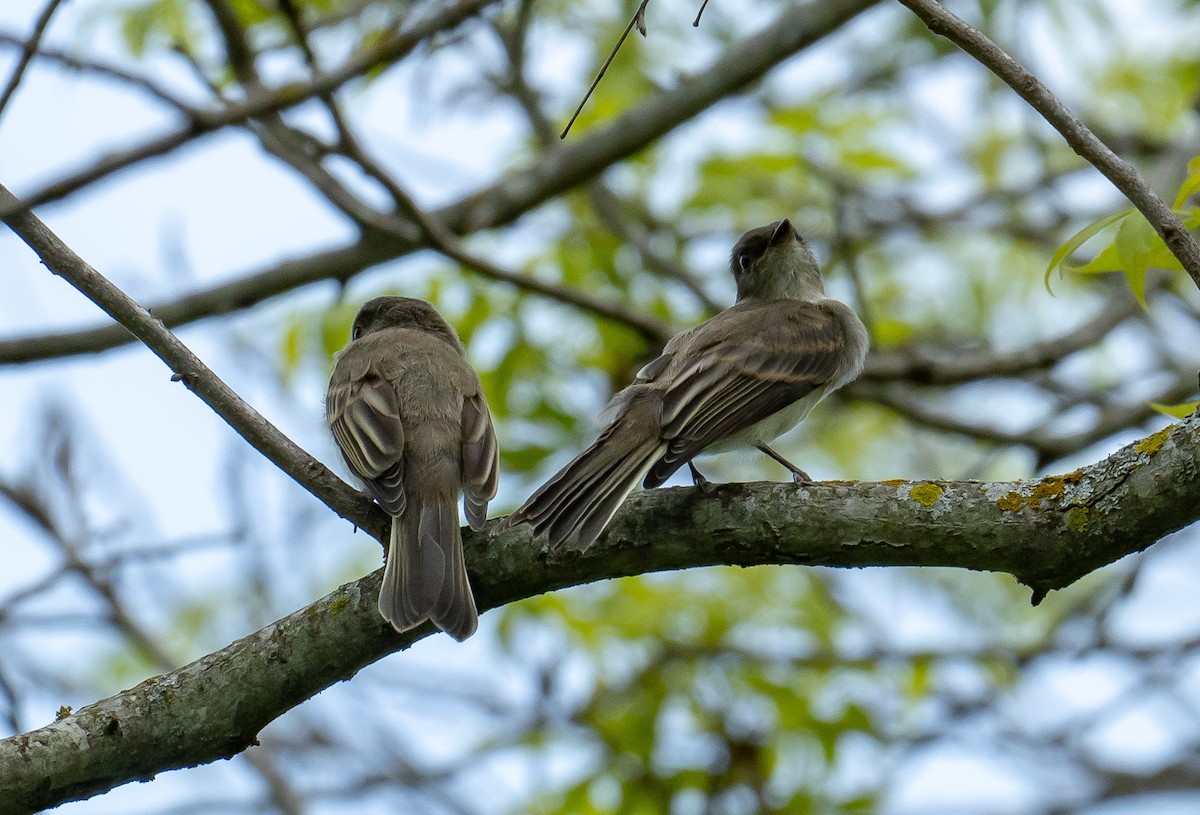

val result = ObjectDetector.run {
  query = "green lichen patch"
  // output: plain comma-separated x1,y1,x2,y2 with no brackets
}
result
881,478,907,487
1066,506,1089,532
328,595,350,615
1134,427,1171,456
996,491,1024,511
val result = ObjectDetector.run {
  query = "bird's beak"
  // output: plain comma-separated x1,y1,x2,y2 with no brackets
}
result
769,218,793,247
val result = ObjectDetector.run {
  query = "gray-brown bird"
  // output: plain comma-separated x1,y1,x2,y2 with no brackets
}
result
510,219,869,551
327,296,499,640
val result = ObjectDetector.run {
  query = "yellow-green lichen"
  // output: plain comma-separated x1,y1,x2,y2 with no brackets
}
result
996,491,1024,511
909,483,944,506
881,478,907,487
328,595,350,615
1029,478,1066,507
1135,427,1170,456
1066,506,1089,532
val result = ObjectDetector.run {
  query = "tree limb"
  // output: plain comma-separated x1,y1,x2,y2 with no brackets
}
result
3,409,1198,811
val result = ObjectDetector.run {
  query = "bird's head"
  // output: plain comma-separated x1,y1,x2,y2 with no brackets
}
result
349,296,461,347
729,219,824,302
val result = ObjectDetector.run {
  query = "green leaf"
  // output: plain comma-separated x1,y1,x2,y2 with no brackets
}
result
1114,213,1155,307
871,317,916,348
1173,169,1200,209
838,148,914,178
1149,400,1199,418
1044,208,1133,292
279,318,303,381
1068,242,1123,273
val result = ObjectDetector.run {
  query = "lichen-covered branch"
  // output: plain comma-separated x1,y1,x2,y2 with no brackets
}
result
3,410,1198,812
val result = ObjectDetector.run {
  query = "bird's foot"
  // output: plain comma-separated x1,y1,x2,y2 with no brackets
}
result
688,461,714,493
756,443,811,485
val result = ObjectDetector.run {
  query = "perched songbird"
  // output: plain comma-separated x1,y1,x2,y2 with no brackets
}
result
510,219,869,551
327,297,499,640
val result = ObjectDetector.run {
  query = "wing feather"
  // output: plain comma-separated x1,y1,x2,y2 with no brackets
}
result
460,392,499,531
644,302,847,488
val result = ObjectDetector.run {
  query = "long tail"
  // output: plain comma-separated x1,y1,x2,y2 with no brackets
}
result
511,406,665,551
379,495,478,641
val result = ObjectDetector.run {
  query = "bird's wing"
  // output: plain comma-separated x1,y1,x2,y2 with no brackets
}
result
643,301,847,488
460,390,499,531
328,362,407,516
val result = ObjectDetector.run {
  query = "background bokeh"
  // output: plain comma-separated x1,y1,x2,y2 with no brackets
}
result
3,0,1200,812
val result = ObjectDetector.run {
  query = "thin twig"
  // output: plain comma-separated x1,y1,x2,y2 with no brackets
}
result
376,174,674,347
0,32,199,114
0,0,67,125
494,11,720,311
896,0,1200,292
0,181,387,540
560,0,651,139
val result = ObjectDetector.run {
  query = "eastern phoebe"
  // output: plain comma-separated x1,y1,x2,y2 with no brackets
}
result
327,296,499,640
511,219,869,551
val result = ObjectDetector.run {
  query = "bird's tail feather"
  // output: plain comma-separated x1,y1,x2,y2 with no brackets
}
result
427,500,478,641
513,417,664,551
379,496,478,641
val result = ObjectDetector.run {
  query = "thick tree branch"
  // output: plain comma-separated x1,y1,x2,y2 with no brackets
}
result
3,410,1199,811
0,0,881,364
0,182,388,543
896,0,1200,291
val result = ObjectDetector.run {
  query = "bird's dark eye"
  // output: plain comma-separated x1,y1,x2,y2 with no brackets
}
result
351,325,362,340
738,253,753,273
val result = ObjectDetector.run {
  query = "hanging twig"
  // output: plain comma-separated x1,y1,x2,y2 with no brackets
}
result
560,0,651,139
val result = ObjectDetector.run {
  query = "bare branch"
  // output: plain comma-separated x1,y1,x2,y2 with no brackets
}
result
861,284,1144,384
0,31,199,114
375,172,675,347
855,370,1199,467
0,182,387,542
560,0,652,139
897,0,1200,291
0,0,67,124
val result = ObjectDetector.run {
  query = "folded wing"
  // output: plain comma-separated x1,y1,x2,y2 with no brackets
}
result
643,301,846,488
